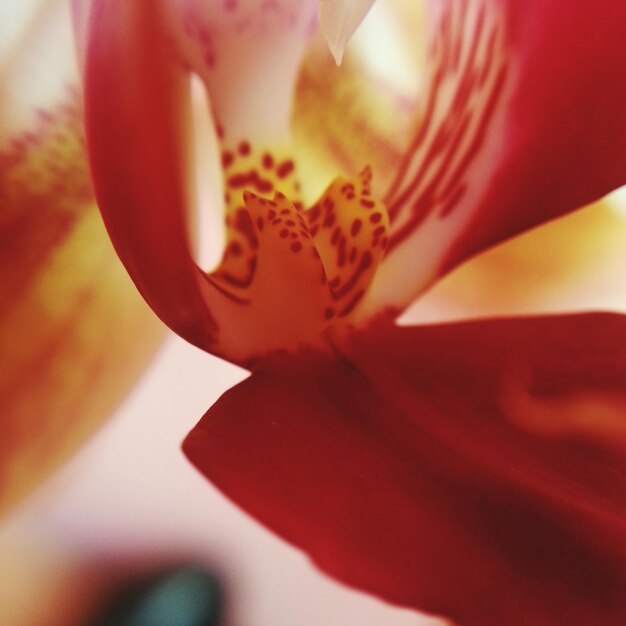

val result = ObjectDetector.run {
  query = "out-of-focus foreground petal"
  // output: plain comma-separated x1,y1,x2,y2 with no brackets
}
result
366,0,626,315
184,313,626,626
0,0,162,513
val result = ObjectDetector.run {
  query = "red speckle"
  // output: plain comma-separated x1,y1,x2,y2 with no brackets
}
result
373,225,386,237
360,198,375,209
256,217,264,231
331,227,341,245
290,242,302,253
276,160,294,178
222,151,234,168
268,209,277,220
234,208,259,249
308,206,320,222
262,153,274,169
280,229,289,238
337,236,347,268
323,212,336,228
255,177,273,194
369,212,382,224
350,219,362,236
324,307,335,320
280,208,290,215
228,241,243,257
238,141,251,156
227,172,247,188
286,219,296,226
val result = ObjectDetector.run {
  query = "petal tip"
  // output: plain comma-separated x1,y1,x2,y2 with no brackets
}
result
319,0,376,66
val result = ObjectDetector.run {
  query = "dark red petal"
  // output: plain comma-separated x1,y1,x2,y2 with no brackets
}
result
369,0,626,314
184,313,626,626
83,1,217,349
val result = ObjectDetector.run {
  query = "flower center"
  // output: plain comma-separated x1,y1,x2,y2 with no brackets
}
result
197,139,389,364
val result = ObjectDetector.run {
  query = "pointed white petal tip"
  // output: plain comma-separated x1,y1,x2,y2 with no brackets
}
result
319,0,377,66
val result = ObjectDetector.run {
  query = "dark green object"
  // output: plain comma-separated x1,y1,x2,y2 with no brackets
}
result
89,565,223,626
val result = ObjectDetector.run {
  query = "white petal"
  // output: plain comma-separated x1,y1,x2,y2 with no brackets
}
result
319,0,377,65
0,0,79,147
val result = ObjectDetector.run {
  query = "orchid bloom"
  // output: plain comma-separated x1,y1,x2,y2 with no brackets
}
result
75,1,626,625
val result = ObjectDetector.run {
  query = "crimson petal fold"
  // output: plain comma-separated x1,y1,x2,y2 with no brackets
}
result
83,1,216,349
184,313,626,626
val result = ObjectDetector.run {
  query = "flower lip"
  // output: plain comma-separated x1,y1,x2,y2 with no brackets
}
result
196,164,390,364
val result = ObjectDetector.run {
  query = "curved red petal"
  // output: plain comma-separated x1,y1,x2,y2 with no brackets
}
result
184,313,626,626
83,1,217,349
445,0,626,267
368,0,626,314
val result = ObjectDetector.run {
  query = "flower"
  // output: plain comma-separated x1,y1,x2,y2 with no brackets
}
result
0,0,163,514
78,1,626,625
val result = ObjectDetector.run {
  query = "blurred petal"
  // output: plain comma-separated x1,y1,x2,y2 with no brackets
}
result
185,313,626,626
319,0,376,65
0,0,48,67
163,0,317,142
0,0,162,512
364,0,626,317
0,0,77,143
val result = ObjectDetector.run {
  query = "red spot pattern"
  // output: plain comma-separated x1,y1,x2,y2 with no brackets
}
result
305,168,390,320
204,138,388,336
276,159,295,178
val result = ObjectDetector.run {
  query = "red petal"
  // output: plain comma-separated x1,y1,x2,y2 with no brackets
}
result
83,1,217,349
184,313,626,626
368,0,626,314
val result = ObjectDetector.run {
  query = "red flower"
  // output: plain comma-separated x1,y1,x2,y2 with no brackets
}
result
80,1,626,624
